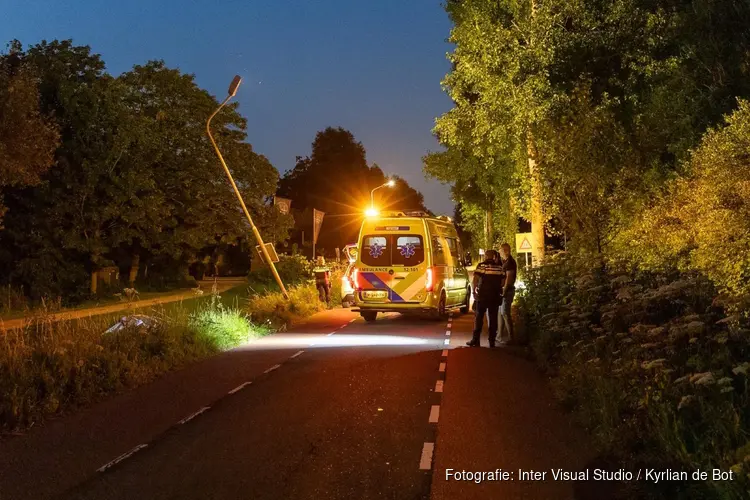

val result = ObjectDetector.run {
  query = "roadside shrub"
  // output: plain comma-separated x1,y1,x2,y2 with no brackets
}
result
250,254,313,286
519,254,750,499
246,283,324,329
0,284,28,315
187,293,270,350
617,99,750,303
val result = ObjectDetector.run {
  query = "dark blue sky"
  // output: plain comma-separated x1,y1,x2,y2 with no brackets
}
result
2,0,456,214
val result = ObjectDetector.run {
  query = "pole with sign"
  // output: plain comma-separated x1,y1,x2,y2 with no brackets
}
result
515,232,534,268
312,209,325,260
256,242,280,263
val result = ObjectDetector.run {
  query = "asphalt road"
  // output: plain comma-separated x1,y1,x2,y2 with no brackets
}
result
1,306,603,500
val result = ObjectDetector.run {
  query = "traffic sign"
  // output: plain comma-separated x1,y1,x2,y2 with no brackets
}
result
256,243,280,263
516,233,534,253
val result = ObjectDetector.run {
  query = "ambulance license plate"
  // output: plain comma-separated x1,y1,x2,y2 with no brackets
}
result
363,290,387,299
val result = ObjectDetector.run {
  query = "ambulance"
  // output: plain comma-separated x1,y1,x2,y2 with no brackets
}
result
352,211,471,322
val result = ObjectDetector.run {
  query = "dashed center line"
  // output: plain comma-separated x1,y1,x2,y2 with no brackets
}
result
419,442,435,470
435,380,444,393
326,332,334,336
227,381,252,395
445,331,451,336
97,444,148,473
441,349,448,357
290,350,304,359
178,406,210,425
439,362,446,372
263,364,281,374
429,405,440,423
444,339,450,345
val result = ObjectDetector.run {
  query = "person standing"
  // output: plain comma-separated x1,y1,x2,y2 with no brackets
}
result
498,243,518,345
313,256,331,305
467,249,504,348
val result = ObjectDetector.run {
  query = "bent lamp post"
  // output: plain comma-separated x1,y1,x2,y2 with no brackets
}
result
206,75,289,299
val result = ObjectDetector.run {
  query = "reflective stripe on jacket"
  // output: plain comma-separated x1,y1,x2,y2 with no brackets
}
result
474,259,505,301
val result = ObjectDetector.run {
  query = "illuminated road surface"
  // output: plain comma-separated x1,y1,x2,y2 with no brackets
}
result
0,308,605,500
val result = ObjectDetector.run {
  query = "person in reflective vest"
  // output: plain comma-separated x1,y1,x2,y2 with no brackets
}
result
313,256,331,304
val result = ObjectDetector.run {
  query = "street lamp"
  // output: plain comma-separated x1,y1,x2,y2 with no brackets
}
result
206,75,289,300
369,179,395,213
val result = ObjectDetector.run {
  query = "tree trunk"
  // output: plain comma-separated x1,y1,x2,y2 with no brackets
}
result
485,200,493,250
90,270,98,295
129,253,140,286
527,0,544,266
527,133,545,265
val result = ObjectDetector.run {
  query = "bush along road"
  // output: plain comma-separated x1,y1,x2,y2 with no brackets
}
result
519,253,750,499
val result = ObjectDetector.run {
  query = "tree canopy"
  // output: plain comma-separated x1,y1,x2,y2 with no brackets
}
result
427,0,750,261
278,126,429,252
0,40,59,226
0,39,290,300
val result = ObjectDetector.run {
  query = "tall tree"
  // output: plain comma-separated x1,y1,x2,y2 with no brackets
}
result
0,40,59,226
0,41,290,299
279,127,429,252
430,0,750,257
118,61,290,270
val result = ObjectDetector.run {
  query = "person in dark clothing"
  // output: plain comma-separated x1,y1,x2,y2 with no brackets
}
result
467,249,505,348
498,242,518,345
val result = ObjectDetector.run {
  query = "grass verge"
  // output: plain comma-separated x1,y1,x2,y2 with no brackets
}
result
0,288,269,432
0,274,339,433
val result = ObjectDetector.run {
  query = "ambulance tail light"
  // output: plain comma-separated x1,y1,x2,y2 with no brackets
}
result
353,267,361,291
425,268,434,292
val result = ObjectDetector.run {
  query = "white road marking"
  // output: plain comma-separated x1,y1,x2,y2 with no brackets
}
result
441,349,448,357
264,364,281,374
445,330,451,336
290,350,305,359
97,444,148,472
419,442,435,470
444,339,450,345
435,380,444,393
178,406,210,425
227,381,252,395
429,405,440,423
349,318,357,323
447,323,452,328
439,362,446,372
326,332,334,336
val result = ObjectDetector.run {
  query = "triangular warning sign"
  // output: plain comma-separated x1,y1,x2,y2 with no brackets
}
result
520,238,532,250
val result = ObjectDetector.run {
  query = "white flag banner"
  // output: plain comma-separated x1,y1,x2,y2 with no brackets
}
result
313,209,325,245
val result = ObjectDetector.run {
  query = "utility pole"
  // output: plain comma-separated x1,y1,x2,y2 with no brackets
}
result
206,75,288,299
